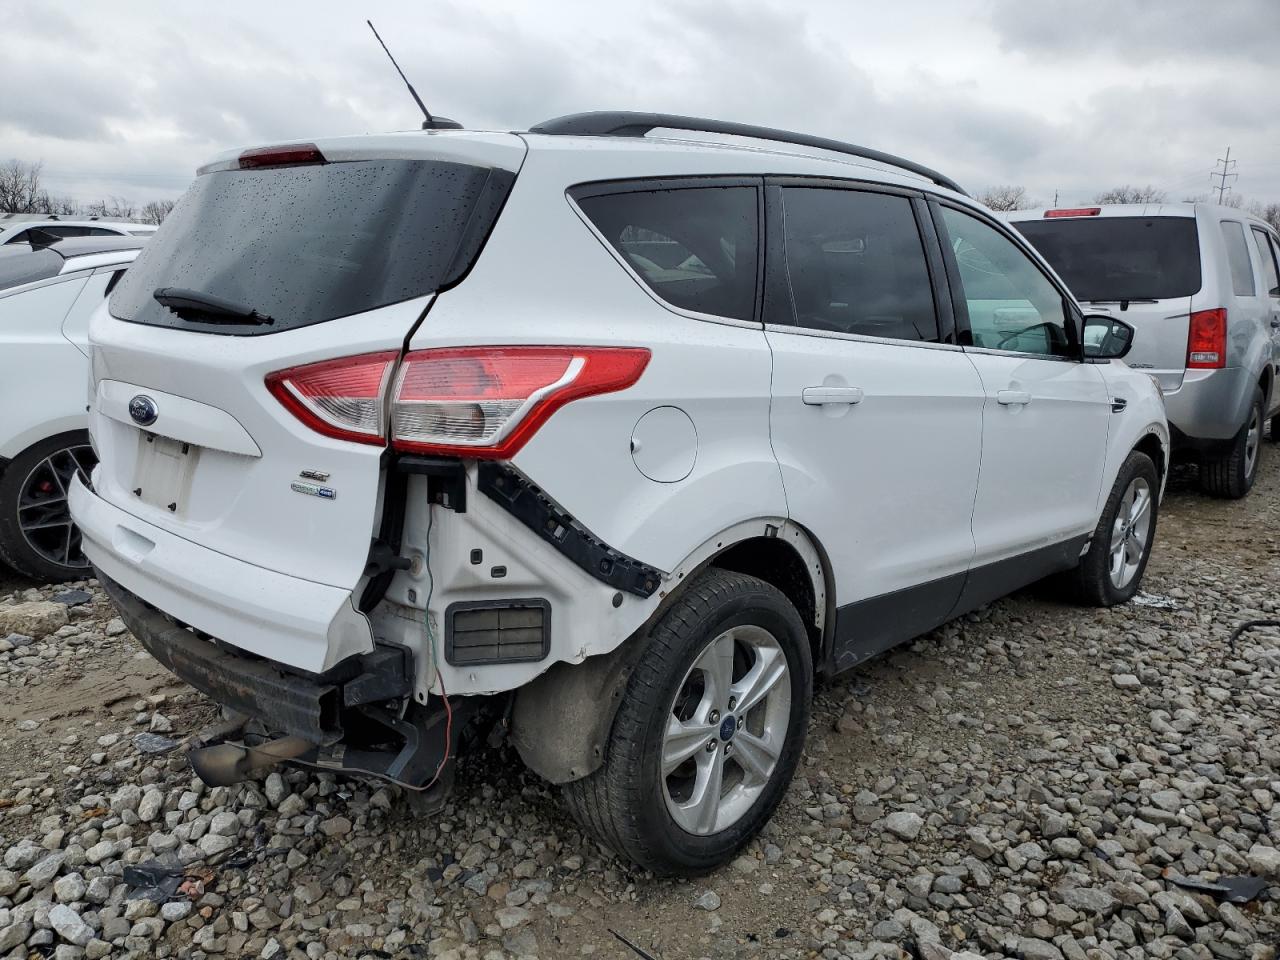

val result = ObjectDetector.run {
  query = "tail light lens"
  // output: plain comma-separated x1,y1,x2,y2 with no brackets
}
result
1187,308,1227,369
391,346,650,458
266,352,397,445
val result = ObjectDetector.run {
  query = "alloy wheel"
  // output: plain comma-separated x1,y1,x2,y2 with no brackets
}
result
1245,406,1261,479
1108,475,1153,590
661,624,791,836
17,444,96,571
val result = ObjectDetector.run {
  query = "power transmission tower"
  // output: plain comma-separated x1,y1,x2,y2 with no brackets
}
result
1211,147,1238,204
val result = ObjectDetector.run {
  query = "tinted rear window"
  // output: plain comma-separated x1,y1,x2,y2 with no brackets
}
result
0,248,62,291
575,185,758,322
1013,216,1201,301
111,158,514,335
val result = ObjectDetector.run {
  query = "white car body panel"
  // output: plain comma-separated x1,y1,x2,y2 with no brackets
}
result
765,331,985,603
0,252,138,461
964,353,1111,563
70,476,371,672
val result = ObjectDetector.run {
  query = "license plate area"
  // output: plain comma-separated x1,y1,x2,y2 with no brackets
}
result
132,434,200,516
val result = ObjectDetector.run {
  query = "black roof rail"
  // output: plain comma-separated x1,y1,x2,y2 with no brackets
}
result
529,111,967,196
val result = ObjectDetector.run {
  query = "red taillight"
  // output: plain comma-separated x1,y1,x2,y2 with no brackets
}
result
266,352,397,445
391,347,651,458
1186,308,1227,369
1044,207,1101,218
238,144,327,169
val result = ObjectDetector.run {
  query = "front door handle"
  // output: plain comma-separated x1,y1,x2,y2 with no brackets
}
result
996,389,1032,406
802,386,864,406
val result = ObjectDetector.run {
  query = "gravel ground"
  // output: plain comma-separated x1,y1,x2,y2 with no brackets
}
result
0,454,1277,960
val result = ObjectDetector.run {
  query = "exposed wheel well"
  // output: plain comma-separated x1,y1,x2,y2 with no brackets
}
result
1133,433,1167,483
712,536,822,665
1260,366,1273,410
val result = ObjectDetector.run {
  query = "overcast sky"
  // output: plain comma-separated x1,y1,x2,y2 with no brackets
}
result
3,0,1278,208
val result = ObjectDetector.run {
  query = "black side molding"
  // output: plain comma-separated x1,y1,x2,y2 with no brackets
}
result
477,462,661,598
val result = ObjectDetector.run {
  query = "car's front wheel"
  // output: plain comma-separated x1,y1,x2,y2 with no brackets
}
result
1066,449,1159,607
563,569,812,875
0,431,97,582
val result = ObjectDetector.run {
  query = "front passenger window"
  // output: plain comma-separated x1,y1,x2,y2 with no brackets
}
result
939,207,1073,358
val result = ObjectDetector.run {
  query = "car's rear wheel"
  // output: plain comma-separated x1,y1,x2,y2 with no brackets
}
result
1200,387,1263,499
562,569,812,875
0,431,97,582
1066,449,1159,607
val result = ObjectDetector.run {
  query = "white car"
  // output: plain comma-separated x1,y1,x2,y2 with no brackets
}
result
0,237,144,580
71,113,1168,874
0,217,157,245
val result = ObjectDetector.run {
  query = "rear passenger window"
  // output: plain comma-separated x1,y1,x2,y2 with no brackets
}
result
1250,227,1280,296
779,188,938,341
576,186,758,322
1220,221,1256,296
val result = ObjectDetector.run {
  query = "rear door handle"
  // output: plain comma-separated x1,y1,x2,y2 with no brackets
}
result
802,386,864,406
996,390,1032,406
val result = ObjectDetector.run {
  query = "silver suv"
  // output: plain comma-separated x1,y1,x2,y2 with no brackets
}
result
1008,203,1280,498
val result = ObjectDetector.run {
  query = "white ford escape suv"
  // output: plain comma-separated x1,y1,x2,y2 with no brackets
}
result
71,113,1168,875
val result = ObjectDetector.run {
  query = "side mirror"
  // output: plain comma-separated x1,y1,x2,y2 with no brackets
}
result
1082,313,1135,360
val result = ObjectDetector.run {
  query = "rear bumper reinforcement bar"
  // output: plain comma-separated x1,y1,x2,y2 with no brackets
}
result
98,572,413,746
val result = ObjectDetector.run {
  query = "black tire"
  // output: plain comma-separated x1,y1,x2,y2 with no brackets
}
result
1066,449,1160,607
1200,387,1264,499
0,431,97,582
562,569,812,876
1270,411,1280,443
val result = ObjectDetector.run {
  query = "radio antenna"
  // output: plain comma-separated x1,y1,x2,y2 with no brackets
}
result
366,20,462,130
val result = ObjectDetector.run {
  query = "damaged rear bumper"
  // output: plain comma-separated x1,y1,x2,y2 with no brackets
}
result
99,572,477,792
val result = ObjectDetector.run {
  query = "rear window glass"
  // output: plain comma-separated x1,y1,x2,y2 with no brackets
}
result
111,158,514,335
0,248,62,291
1220,221,1256,297
575,186,758,322
1012,216,1201,302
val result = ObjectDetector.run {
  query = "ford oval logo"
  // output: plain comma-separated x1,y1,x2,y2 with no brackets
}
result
129,395,158,427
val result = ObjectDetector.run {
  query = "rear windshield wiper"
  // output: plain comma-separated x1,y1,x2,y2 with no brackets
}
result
153,287,275,326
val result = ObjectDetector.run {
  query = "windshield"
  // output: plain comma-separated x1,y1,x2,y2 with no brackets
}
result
111,158,514,335
1012,216,1201,302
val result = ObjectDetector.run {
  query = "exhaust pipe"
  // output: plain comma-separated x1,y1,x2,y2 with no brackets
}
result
187,735,314,787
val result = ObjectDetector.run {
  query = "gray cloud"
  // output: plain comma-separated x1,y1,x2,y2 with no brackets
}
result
989,0,1280,64
1,0,1278,207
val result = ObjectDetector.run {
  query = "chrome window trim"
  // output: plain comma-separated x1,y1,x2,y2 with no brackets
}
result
0,270,92,301
962,344,1078,363
565,192,764,331
763,322,962,352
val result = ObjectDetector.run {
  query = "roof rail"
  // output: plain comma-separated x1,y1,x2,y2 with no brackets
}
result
529,111,967,196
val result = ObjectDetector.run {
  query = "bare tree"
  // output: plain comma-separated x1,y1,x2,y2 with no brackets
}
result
978,184,1033,211
1260,203,1280,234
84,196,137,220
1093,185,1168,204
0,159,48,213
43,194,81,216
138,199,176,225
